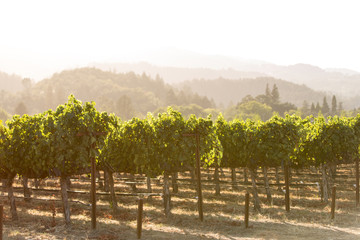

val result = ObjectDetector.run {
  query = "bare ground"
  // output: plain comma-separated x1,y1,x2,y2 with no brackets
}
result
1,166,360,240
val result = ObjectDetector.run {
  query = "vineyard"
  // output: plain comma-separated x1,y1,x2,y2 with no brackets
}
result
1,95,360,239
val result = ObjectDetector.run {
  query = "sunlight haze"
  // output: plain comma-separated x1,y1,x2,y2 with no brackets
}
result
1,0,360,80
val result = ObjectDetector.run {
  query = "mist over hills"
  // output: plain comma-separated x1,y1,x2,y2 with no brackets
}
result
2,48,360,100
263,63,360,96
0,68,216,119
91,58,360,108
2,49,360,115
325,68,360,76
91,49,360,98
0,71,23,93
91,62,266,83
177,77,326,108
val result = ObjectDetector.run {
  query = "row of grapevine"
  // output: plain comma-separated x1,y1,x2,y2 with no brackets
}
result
99,110,222,217
0,96,221,224
0,96,115,224
216,115,360,210
1,95,360,224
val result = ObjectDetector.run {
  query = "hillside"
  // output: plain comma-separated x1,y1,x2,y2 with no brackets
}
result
5,68,214,119
0,71,23,92
91,50,360,100
262,63,360,96
0,66,354,120
177,77,327,108
91,62,267,84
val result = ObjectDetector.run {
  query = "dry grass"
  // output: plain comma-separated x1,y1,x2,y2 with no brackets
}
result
1,165,360,239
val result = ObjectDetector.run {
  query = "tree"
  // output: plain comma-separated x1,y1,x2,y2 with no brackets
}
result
315,102,321,115
116,95,134,120
310,103,316,115
271,84,280,104
331,95,337,116
177,90,190,106
235,101,272,121
241,95,254,103
265,84,271,98
14,102,28,116
256,84,273,106
0,107,11,123
21,78,32,90
165,89,179,106
191,93,214,108
322,97,330,115
300,101,310,117
338,102,343,114
272,102,297,116
255,94,270,105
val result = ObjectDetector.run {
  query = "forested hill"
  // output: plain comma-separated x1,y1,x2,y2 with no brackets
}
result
91,60,360,97
11,68,214,119
91,62,266,83
177,77,327,107
0,71,23,92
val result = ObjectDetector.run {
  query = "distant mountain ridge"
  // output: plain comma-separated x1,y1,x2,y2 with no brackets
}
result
15,68,215,118
91,55,360,98
260,63,360,96
91,62,267,83
2,48,360,113
325,68,360,76
91,59,360,108
177,77,326,108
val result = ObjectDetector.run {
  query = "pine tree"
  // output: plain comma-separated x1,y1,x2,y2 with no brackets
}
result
265,84,271,97
315,102,321,115
331,95,337,115
271,84,280,104
322,97,330,115
301,100,310,117
165,89,179,106
310,103,316,115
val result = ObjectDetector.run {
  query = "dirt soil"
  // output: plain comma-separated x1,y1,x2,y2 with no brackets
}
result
1,166,360,240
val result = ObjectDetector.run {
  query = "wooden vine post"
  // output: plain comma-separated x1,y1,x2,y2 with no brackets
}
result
183,132,204,221
195,133,204,222
78,131,106,230
77,132,99,230
320,182,324,202
137,198,144,239
356,158,359,207
163,172,171,218
331,186,336,219
244,192,249,228
91,155,97,230
214,163,220,196
285,163,290,212
0,205,3,240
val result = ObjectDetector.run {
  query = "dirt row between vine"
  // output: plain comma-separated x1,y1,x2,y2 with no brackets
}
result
1,165,360,239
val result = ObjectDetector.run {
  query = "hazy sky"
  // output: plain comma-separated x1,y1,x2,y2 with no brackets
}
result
1,0,360,80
